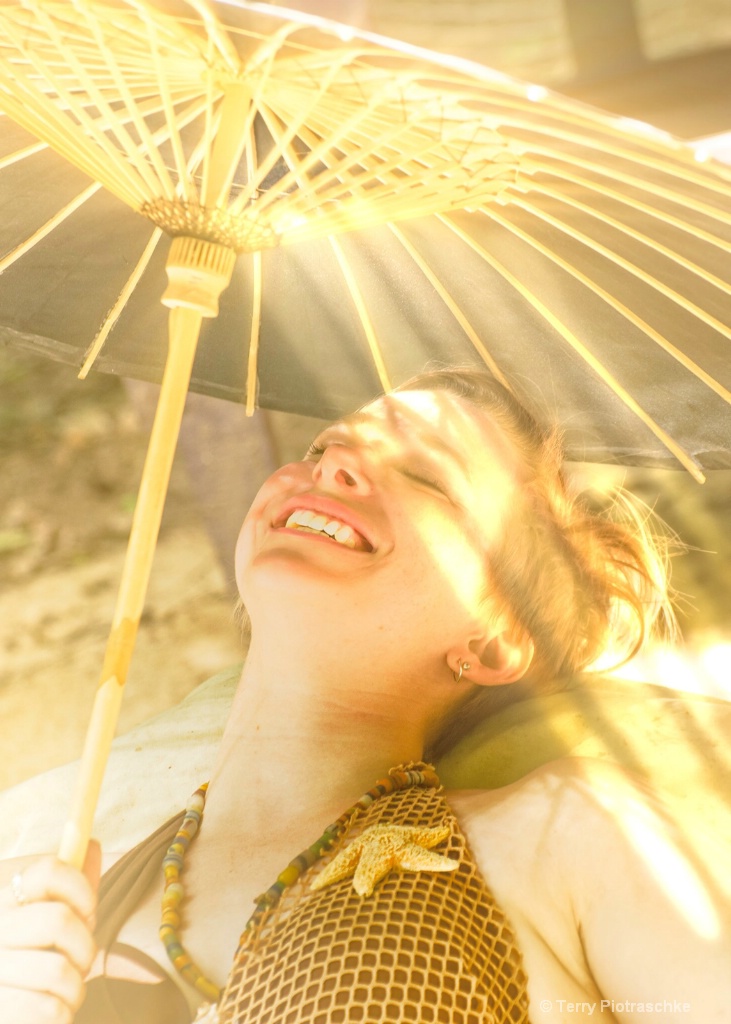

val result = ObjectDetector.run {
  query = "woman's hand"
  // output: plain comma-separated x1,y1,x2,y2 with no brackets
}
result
0,843,100,1023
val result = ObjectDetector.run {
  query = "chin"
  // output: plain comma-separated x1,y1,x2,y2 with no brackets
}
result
237,551,351,609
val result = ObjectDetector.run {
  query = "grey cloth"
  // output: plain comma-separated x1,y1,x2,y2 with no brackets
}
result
76,811,190,1024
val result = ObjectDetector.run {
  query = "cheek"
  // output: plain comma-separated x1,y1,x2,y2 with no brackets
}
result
406,513,489,616
233,462,311,594
234,516,255,597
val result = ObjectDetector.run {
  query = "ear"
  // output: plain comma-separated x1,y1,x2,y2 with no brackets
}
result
450,629,534,687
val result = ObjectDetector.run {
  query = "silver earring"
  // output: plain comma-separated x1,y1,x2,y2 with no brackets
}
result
452,659,471,683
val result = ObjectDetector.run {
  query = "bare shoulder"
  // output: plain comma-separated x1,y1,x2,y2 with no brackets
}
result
447,755,730,914
444,760,640,931
447,757,641,863
447,752,656,815
447,754,729,874
447,759,731,1023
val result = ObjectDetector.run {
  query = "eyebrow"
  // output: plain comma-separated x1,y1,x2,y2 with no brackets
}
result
335,411,471,477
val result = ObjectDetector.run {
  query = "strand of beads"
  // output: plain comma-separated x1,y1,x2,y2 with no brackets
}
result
160,765,440,999
235,764,440,952
160,784,221,1003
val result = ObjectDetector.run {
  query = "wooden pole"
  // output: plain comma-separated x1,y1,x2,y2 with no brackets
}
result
58,239,235,867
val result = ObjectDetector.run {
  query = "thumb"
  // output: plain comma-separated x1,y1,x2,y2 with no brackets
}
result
82,839,102,894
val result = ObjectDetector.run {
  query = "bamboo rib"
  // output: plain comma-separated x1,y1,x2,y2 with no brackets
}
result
323,59,680,155
520,163,731,253
277,166,511,245
262,104,500,220
421,85,704,167
246,249,263,417
176,0,241,76
276,77,458,199
228,55,354,218
386,222,512,390
144,94,224,207
244,126,262,417
78,227,164,379
329,235,391,394
245,72,433,214
252,98,514,237
0,183,101,272
285,71,717,201
282,98,513,197
115,0,210,67
0,70,146,209
520,182,731,297
144,14,197,204
199,32,219,212
72,1,178,200
231,21,303,82
410,78,731,189
0,92,211,294
481,206,731,406
0,23,150,206
523,147,731,229
437,213,705,482
510,195,731,342
29,3,168,199
0,139,46,169
0,78,142,208
447,110,731,200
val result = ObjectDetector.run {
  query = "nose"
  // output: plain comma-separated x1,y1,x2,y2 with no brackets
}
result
312,443,373,495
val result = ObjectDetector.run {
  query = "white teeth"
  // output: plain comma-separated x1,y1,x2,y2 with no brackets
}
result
285,509,315,529
282,509,363,550
334,524,355,547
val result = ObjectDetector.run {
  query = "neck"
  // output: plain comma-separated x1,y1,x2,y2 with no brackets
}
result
202,637,436,837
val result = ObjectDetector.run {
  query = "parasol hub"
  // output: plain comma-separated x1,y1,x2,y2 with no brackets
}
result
162,235,236,317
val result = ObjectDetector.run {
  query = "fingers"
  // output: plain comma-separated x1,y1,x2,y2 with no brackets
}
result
0,854,98,1023
0,949,86,1019
0,986,76,1024
0,901,96,974
0,856,97,923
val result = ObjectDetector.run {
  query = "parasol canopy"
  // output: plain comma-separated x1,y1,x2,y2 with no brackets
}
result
0,0,730,475
0,0,730,868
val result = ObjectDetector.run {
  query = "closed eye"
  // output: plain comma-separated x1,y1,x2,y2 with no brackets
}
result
400,466,450,497
305,440,325,459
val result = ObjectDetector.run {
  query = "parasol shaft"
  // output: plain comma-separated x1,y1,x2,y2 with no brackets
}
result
58,305,204,867
55,67,245,865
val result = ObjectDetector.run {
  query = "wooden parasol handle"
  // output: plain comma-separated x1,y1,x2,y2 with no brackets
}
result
58,239,236,867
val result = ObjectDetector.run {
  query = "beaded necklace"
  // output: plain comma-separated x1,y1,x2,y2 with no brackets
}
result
160,765,440,1003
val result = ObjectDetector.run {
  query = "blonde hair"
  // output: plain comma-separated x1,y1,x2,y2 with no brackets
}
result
396,368,678,758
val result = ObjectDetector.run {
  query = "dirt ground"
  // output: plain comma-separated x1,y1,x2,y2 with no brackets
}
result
0,351,246,789
1,347,729,793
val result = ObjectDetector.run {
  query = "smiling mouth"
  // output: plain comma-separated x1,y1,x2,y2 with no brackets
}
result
279,508,373,552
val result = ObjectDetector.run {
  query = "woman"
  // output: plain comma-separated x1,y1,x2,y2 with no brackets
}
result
1,369,729,1023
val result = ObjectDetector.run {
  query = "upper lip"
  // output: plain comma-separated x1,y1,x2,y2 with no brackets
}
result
272,494,377,552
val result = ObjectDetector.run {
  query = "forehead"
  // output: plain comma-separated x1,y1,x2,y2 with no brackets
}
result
349,389,520,482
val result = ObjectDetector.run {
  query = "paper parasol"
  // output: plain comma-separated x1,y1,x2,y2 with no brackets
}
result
0,0,730,865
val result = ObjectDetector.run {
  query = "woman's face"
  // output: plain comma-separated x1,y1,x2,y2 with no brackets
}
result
235,389,520,670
